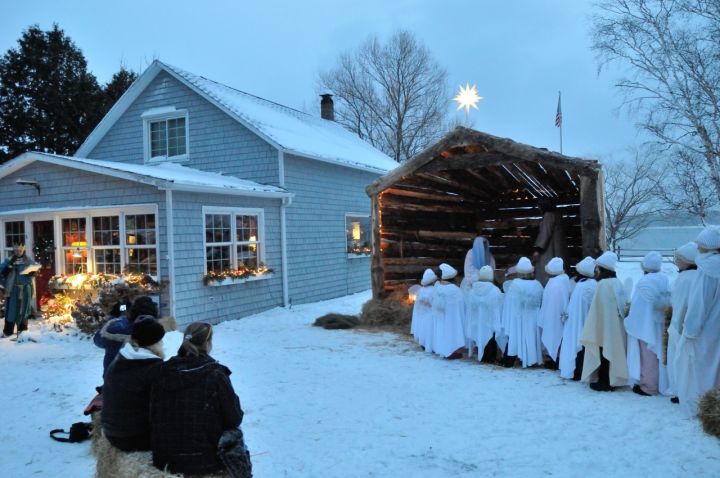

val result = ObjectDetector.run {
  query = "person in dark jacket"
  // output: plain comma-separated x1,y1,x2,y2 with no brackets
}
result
151,322,245,475
93,296,158,374
102,316,165,451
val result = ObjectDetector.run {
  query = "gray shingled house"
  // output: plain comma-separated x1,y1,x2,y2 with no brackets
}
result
0,60,396,324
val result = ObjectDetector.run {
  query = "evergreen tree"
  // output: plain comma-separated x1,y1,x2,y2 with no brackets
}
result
103,67,138,110
0,24,104,163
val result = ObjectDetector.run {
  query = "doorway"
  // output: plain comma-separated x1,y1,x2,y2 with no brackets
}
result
31,220,56,301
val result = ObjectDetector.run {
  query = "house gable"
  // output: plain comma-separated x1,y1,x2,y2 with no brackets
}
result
84,70,281,186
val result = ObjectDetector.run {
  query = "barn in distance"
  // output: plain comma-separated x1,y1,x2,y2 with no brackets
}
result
366,127,606,297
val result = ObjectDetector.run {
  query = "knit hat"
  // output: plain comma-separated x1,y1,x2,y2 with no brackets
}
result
641,251,663,272
675,242,699,265
596,251,618,272
515,257,534,274
421,268,438,286
696,226,720,250
478,265,494,282
575,256,596,278
131,316,165,348
439,263,457,280
545,257,564,276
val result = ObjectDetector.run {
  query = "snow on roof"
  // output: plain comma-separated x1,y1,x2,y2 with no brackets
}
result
159,62,398,173
1,152,291,198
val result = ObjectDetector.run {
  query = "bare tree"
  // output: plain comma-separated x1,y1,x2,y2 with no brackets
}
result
319,30,448,162
603,152,664,251
656,149,719,223
592,0,720,197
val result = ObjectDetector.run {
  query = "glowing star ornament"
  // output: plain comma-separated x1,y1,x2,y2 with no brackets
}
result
453,83,483,113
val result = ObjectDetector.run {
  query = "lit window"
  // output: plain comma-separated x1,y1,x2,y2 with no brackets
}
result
125,214,157,275
62,218,87,274
93,216,121,274
346,214,371,257
204,209,264,273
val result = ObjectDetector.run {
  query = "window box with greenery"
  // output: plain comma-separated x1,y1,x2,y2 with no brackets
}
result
346,214,371,258
203,207,273,286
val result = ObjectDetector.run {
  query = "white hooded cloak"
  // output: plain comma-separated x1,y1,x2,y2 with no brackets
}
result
559,278,597,379
539,273,571,361
412,284,436,351
431,282,467,358
580,277,629,387
675,251,720,417
502,278,544,367
466,281,505,357
666,268,698,396
624,271,671,392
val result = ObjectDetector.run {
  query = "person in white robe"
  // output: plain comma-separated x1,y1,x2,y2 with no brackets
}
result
501,257,544,368
666,242,699,402
466,265,505,363
624,251,672,396
431,263,466,359
676,226,720,417
411,268,438,351
559,257,597,380
539,257,571,367
461,236,496,290
581,251,629,392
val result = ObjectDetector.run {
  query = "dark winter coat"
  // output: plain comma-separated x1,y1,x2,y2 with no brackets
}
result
150,354,243,475
101,343,163,451
93,316,132,373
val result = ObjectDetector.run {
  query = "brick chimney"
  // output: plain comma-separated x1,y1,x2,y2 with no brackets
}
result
320,94,334,121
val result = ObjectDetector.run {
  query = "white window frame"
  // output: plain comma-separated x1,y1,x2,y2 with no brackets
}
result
202,206,266,274
0,204,160,280
2,219,27,260
142,107,189,164
345,212,372,259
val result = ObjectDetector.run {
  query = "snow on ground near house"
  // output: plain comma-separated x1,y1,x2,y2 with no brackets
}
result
2,269,718,477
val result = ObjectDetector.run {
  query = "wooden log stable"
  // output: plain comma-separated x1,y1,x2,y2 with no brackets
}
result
366,127,606,298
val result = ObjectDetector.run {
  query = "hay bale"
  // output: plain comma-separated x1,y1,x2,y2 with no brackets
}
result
313,313,360,329
698,388,720,439
360,296,412,329
93,410,226,477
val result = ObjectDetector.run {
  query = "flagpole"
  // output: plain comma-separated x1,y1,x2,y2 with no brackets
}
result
558,91,563,155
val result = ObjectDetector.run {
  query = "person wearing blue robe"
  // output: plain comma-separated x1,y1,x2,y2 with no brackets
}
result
1,245,38,338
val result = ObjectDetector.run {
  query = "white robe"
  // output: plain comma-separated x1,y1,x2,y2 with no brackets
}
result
581,278,629,387
466,281,505,357
559,278,597,379
676,251,720,417
539,273,571,361
666,269,698,396
624,272,671,392
502,278,544,367
431,282,466,358
411,285,436,351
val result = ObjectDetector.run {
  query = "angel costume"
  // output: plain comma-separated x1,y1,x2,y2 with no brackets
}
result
559,257,597,380
431,264,466,358
465,266,505,361
539,258,571,363
411,269,437,352
502,257,544,368
624,252,671,396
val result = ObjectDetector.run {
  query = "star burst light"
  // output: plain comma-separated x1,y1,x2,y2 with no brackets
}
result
453,83,483,113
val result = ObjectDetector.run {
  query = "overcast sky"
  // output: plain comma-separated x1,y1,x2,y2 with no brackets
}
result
2,0,646,161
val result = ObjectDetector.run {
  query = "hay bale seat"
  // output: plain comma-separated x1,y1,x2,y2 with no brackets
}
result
367,127,606,298
698,388,720,439
92,411,227,478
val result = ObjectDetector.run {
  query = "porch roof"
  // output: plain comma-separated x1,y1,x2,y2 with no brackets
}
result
0,152,293,199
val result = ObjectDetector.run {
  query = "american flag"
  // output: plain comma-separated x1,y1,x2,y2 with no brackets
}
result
555,92,562,128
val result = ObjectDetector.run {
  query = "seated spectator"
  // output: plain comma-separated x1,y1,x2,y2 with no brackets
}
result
102,317,165,451
94,296,159,373
151,322,246,476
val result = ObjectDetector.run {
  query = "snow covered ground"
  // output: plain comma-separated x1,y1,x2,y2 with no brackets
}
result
2,267,718,477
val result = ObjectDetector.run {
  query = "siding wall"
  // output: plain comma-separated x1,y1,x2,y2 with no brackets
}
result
0,161,169,307
87,71,280,186
171,191,284,325
283,154,380,304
